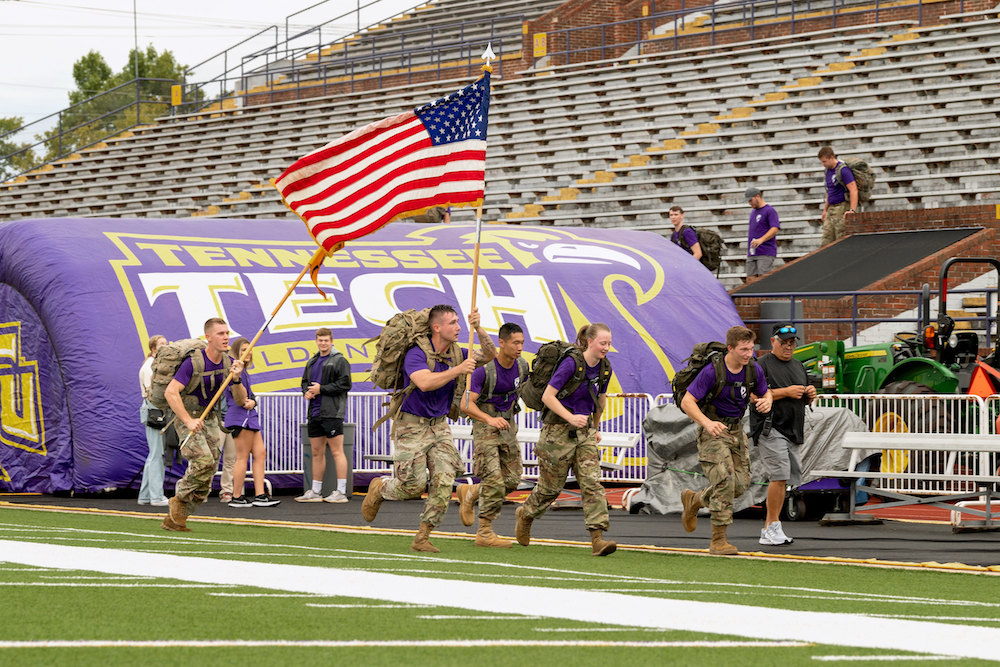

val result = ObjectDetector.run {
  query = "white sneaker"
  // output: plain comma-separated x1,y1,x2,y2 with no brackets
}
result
324,490,349,503
295,489,324,502
150,498,170,507
759,521,794,546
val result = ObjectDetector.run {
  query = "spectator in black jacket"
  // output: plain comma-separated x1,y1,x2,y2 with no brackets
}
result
296,328,353,503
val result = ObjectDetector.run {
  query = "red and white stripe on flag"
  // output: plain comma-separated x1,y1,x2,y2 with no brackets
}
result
273,73,490,251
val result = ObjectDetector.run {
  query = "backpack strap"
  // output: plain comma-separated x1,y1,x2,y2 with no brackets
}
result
477,360,498,406
834,161,847,189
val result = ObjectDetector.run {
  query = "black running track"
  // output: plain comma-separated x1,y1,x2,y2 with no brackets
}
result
732,228,982,295
3,493,999,568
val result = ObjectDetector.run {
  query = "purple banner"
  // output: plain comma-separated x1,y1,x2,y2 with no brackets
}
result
0,218,741,492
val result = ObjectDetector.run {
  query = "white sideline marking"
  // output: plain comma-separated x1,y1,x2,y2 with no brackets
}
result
307,604,429,609
0,640,810,649
1,540,998,662
813,657,960,662
416,615,543,620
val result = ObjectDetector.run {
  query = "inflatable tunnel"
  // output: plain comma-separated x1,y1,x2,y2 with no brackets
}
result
0,218,742,492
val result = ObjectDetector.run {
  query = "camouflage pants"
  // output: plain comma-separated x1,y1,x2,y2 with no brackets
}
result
521,423,609,531
696,424,750,526
822,202,849,246
382,419,461,527
472,420,523,521
174,411,223,516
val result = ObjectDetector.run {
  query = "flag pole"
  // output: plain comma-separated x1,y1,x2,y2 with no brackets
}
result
177,243,341,443
463,44,495,411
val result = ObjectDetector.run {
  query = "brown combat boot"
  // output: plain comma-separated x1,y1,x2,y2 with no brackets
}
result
514,506,532,546
589,529,617,556
709,524,738,555
410,522,441,553
475,518,512,548
681,489,702,533
362,477,386,522
457,482,480,527
160,515,191,532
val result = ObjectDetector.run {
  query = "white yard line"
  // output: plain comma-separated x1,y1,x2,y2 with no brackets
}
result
1,540,998,662
0,639,810,648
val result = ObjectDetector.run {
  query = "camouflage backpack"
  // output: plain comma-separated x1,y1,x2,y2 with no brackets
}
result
147,338,231,412
365,308,465,430
476,356,530,414
670,341,758,413
678,226,724,273
520,341,611,415
836,157,876,205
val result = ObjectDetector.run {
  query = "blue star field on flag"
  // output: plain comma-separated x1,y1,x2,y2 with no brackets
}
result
415,71,490,146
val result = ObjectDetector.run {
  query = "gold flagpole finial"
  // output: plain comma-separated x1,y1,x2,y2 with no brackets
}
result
481,43,496,73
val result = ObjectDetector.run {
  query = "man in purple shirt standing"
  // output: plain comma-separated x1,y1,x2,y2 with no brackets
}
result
161,317,245,532
669,206,702,261
362,304,496,553
745,186,780,282
456,322,529,548
819,146,858,246
679,326,772,555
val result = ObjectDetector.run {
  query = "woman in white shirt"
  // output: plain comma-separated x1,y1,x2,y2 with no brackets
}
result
138,335,169,506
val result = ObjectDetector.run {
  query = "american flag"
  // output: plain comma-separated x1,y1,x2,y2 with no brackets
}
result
273,73,491,251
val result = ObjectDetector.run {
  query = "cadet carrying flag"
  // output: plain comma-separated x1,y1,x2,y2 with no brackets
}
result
272,72,491,252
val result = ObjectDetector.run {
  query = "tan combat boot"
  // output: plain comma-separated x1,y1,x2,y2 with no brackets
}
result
362,477,386,522
589,529,617,556
475,518,512,548
709,524,738,555
514,506,532,546
457,482,480,527
681,489,703,533
410,522,441,553
161,496,191,532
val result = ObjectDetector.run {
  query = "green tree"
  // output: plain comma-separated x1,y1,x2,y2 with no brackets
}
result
39,46,188,162
0,116,39,181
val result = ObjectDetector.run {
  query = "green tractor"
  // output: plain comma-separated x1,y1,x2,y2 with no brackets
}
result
793,258,1000,406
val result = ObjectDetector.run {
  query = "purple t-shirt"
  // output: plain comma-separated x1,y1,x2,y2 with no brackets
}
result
825,161,855,205
399,341,469,419
308,352,328,418
747,204,780,257
687,360,768,419
548,356,611,416
224,367,260,430
470,358,521,413
173,350,226,407
671,226,699,255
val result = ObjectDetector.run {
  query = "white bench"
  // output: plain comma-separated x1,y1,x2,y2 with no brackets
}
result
811,432,1000,532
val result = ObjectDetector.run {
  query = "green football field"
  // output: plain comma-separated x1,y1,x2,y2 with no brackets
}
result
0,505,998,666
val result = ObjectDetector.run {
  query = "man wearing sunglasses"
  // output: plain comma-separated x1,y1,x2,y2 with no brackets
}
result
751,323,816,546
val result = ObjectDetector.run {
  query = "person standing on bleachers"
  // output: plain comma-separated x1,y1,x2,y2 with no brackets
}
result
745,187,780,282
818,146,858,246
297,328,353,503
669,206,702,261
138,334,169,507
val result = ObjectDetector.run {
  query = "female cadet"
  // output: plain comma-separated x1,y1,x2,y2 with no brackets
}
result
515,323,617,556
224,337,280,507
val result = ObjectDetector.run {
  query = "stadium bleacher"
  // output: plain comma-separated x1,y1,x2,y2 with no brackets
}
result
2,0,999,288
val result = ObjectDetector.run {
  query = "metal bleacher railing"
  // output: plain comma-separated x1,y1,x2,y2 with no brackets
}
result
534,0,974,67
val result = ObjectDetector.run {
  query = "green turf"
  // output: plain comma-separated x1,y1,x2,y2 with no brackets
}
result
0,507,997,666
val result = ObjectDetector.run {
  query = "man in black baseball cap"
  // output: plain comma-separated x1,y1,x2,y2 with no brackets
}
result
750,322,815,547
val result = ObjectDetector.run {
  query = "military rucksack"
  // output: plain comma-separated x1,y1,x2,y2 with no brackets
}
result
671,341,759,414
366,308,466,430
477,356,530,414
521,341,611,416
147,338,231,412
836,157,876,205
678,226,724,273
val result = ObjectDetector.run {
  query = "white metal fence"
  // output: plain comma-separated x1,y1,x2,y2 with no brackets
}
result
254,390,1000,493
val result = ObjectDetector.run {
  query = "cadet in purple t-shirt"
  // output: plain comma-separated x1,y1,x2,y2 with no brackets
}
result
516,323,617,557
679,326,773,556
161,318,245,533
744,186,780,279
669,206,702,261
819,146,858,246
456,323,528,547
362,305,497,555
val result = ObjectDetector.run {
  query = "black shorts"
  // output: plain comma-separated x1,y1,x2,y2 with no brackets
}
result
229,426,259,438
307,417,344,438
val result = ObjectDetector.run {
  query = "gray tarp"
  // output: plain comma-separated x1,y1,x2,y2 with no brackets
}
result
632,405,871,515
